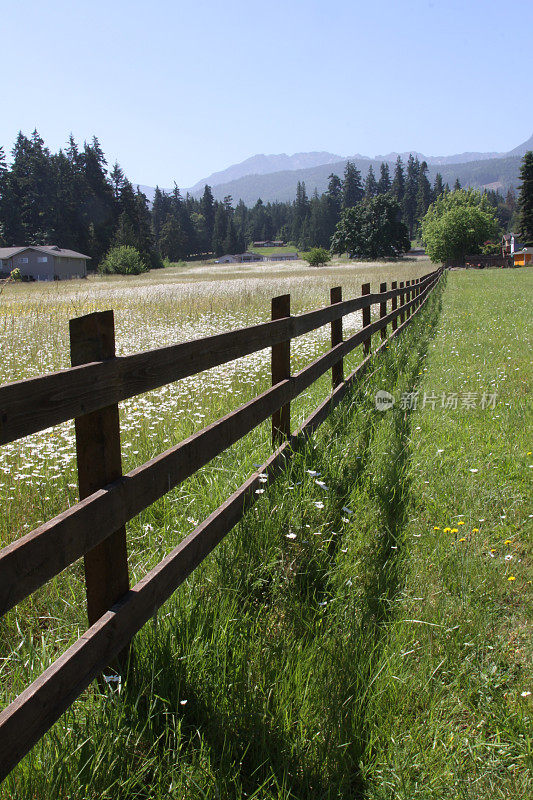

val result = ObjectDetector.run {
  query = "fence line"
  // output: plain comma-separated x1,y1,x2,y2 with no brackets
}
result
0,267,444,782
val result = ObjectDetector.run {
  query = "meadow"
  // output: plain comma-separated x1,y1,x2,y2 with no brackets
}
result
0,261,531,798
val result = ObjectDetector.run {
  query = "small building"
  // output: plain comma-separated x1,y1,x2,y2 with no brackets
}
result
252,240,285,248
0,246,90,280
214,252,264,264
502,233,520,257
513,247,533,267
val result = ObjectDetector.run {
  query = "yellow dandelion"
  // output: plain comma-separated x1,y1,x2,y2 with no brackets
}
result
472,528,479,533
433,526,440,530
458,521,465,525
443,527,451,533
507,576,516,582
451,528,459,534
490,548,496,553
504,539,512,545
458,537,466,542
527,451,532,456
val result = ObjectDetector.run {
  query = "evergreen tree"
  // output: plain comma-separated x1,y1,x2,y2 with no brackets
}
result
402,155,420,239
364,165,378,198
454,178,462,191
377,162,391,194
292,181,310,242
342,161,363,208
200,185,215,251
391,156,405,203
433,172,445,199
416,161,432,224
212,203,227,256
517,151,533,242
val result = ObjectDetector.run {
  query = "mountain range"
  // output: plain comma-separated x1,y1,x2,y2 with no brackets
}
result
137,133,533,206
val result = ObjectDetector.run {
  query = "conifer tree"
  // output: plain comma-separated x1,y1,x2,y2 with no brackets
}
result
416,161,432,223
364,165,378,198
391,156,405,203
377,162,391,194
517,151,533,242
342,161,363,208
454,178,462,191
201,185,215,251
433,172,444,199
402,155,420,239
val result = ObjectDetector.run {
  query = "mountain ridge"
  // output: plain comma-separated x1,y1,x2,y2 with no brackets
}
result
136,133,532,206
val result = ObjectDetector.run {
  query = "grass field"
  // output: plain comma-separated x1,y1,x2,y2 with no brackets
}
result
248,246,299,256
0,263,531,798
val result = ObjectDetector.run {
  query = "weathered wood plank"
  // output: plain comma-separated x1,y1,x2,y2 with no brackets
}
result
362,283,371,356
330,287,343,388
70,312,130,635
271,295,291,445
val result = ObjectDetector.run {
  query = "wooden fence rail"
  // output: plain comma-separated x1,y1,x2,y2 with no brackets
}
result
0,266,444,782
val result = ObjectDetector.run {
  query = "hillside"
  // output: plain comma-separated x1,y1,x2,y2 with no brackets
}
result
136,133,532,206
186,153,524,205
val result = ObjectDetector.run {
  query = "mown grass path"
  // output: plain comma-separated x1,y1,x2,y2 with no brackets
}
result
4,268,531,799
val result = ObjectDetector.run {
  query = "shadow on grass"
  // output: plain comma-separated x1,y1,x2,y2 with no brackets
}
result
116,289,444,800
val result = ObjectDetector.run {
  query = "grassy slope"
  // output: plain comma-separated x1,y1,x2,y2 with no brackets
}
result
248,247,299,256
3,268,532,798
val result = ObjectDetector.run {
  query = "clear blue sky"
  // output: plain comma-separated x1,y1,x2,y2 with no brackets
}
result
2,0,532,188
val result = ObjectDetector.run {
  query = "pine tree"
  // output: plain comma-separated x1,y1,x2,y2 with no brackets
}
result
391,156,405,203
416,161,432,223
433,172,444,199
364,165,378,198
342,161,363,208
403,155,420,239
377,162,391,194
200,185,215,251
517,151,533,242
454,178,462,191
212,203,227,256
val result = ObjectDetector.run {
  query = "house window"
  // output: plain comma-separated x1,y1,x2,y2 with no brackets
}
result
18,257,29,264
37,256,48,263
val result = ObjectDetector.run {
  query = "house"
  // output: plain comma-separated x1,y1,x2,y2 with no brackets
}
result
214,252,265,264
0,246,90,280
502,233,520,257
252,240,285,247
513,247,533,267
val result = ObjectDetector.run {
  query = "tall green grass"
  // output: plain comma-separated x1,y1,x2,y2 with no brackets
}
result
1,267,531,798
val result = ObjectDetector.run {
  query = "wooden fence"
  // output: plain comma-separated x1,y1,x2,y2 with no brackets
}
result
0,266,444,781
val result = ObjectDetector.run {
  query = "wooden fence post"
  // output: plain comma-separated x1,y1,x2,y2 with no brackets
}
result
406,280,412,317
362,282,371,355
70,311,130,650
391,280,398,331
271,294,291,446
330,286,343,389
399,281,405,324
379,281,387,340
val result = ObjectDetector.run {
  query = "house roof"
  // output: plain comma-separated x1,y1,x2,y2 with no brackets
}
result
514,247,533,255
0,245,91,260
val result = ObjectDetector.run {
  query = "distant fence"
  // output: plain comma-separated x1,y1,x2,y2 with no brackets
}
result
463,254,512,269
0,266,444,781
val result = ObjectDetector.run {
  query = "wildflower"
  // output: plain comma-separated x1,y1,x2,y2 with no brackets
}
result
255,489,265,494
469,468,479,473
286,532,297,539
458,521,465,525
314,501,325,509
505,555,513,561
521,691,531,698
504,539,512,545
451,528,458,534
307,470,319,476
443,527,451,533
507,576,516,581
179,700,188,706
433,526,440,530
472,528,479,533
458,537,466,542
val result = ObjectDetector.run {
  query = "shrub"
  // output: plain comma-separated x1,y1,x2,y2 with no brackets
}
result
99,246,148,275
302,247,332,267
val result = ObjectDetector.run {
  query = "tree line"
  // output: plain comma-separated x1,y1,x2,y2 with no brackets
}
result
0,130,521,268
